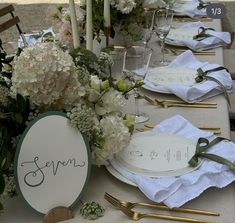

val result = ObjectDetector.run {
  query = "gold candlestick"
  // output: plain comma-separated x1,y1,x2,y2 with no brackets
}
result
104,26,111,48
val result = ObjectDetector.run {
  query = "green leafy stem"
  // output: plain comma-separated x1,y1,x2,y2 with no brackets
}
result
189,137,235,171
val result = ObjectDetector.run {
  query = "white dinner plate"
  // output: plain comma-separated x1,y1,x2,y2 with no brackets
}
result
105,163,137,187
115,133,202,177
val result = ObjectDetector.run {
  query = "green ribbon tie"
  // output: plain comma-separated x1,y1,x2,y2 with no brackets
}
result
189,137,235,171
193,27,215,41
197,0,211,10
195,66,231,106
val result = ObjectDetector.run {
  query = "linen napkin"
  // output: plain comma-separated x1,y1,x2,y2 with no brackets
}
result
144,50,233,103
166,22,231,51
173,0,207,18
110,115,235,208
18,27,55,48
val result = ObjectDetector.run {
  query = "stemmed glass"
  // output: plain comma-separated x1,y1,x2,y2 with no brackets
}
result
141,8,156,47
123,46,152,123
154,9,174,66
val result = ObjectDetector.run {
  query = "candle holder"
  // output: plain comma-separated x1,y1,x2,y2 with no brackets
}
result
104,26,111,48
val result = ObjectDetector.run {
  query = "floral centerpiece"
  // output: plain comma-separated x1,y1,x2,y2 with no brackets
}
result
0,40,140,211
46,0,168,47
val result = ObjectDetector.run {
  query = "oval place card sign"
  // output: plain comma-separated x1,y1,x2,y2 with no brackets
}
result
14,112,91,214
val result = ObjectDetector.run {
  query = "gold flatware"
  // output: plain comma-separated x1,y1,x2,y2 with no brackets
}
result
119,205,213,223
104,192,219,216
144,96,217,108
144,123,220,131
154,99,217,109
174,17,213,23
136,127,221,135
164,103,217,108
119,205,214,223
154,98,217,106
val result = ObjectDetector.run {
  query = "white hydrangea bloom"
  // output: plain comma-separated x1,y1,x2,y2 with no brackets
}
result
92,115,131,165
11,42,83,109
110,0,136,14
95,88,126,115
117,0,136,14
90,75,101,91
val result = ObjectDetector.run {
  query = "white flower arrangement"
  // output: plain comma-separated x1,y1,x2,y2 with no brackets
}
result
11,42,84,110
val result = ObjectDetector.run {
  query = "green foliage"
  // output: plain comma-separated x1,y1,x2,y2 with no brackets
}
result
0,40,31,208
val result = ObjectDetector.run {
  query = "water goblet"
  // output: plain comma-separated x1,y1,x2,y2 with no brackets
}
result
141,8,157,47
154,9,174,66
123,46,152,123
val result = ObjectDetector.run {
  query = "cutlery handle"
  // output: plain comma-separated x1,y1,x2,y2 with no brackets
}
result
142,213,214,223
167,104,217,108
135,203,219,216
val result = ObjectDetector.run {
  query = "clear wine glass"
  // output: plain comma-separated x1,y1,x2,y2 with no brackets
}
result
154,9,174,66
141,8,156,47
123,46,152,123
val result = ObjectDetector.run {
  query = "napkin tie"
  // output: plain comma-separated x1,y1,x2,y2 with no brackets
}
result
197,0,211,10
189,137,235,171
195,66,231,106
193,27,215,41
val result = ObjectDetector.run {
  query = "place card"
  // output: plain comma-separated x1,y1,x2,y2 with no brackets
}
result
14,112,91,214
115,133,201,177
146,67,197,87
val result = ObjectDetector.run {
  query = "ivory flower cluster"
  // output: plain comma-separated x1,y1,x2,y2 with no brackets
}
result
11,42,84,110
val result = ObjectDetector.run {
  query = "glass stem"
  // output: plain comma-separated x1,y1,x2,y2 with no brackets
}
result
160,37,166,63
134,90,140,117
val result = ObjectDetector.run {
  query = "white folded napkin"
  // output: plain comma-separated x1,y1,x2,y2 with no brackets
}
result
173,0,207,17
18,27,55,48
110,115,235,208
144,50,233,103
166,22,231,51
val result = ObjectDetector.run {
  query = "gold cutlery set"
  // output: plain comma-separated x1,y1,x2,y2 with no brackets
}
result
165,47,216,56
136,123,221,135
104,192,219,223
144,96,217,109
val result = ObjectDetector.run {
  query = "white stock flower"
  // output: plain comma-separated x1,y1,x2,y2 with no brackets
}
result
11,42,83,109
117,0,136,14
95,88,125,115
90,75,101,91
92,115,131,165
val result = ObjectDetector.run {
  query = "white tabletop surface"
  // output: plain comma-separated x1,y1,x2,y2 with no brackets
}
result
1,19,234,223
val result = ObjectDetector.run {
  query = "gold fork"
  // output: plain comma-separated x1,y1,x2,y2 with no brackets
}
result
104,193,219,216
118,205,214,223
144,96,217,108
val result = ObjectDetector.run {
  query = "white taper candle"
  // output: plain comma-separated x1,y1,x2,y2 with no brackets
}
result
104,0,110,27
86,0,93,51
69,0,80,48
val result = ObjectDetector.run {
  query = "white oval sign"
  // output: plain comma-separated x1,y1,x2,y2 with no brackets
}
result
14,112,91,214
115,133,201,177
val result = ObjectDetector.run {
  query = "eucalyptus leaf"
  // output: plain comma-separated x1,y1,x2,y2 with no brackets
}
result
16,94,26,113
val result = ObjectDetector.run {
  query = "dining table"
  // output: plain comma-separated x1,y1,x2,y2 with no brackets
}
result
1,17,235,223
